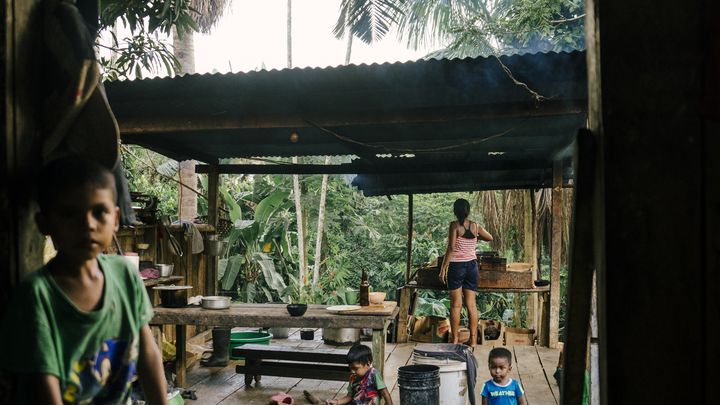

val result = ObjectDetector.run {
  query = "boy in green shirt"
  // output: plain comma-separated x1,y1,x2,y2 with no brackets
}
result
0,158,167,404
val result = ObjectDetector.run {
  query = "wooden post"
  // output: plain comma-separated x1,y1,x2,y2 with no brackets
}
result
206,164,220,296
175,324,187,387
523,190,538,330
549,161,563,348
405,194,413,283
371,321,388,387
396,287,412,343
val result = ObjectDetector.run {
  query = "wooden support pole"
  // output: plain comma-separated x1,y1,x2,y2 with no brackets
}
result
371,322,388,382
206,165,220,296
562,129,597,404
396,287,413,343
405,194,414,283
549,161,563,349
523,190,538,330
175,324,187,387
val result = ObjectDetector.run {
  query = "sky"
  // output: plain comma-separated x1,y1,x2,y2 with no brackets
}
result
193,0,430,74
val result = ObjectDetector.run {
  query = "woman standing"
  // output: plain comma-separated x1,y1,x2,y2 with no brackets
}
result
439,198,493,346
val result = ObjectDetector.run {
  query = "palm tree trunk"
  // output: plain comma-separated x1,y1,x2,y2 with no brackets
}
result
292,157,306,286
286,0,292,69
345,30,353,65
312,156,331,285
312,31,353,285
172,27,197,221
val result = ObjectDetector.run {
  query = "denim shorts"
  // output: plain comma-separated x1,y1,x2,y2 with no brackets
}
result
447,260,479,290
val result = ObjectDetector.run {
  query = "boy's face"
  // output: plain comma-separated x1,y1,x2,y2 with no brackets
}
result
38,185,119,261
350,361,372,377
488,356,512,383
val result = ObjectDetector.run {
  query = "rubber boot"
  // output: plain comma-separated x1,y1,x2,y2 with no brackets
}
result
201,328,230,367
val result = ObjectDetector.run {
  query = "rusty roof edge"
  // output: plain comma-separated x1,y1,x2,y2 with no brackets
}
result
104,50,585,85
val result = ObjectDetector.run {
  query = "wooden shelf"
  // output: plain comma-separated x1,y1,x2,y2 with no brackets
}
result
143,275,184,287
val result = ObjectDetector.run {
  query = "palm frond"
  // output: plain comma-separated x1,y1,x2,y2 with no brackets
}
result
190,0,232,34
334,0,404,44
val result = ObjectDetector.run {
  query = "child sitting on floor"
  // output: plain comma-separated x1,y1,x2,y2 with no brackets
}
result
481,347,526,405
0,157,167,404
326,343,393,405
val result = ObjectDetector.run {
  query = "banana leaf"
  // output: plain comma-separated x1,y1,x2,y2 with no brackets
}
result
218,258,228,280
221,254,244,291
256,252,287,294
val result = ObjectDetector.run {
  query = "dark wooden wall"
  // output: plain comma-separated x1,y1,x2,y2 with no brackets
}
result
1,0,44,310
586,0,719,403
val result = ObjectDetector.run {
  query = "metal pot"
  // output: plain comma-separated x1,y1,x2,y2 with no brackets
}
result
201,295,231,310
322,328,360,346
153,285,193,307
156,263,174,277
204,239,228,256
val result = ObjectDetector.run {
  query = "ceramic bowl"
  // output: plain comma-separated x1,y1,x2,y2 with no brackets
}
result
286,303,308,317
369,292,386,305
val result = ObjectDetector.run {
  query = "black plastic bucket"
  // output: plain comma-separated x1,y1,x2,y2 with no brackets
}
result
398,364,440,404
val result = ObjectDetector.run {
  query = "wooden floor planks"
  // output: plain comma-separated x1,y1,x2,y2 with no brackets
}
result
186,337,560,405
513,346,557,405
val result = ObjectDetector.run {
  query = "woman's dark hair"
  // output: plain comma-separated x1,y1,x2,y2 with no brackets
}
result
453,198,471,224
347,343,373,365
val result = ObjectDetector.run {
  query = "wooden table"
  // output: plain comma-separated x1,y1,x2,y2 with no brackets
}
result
150,303,399,387
397,283,551,345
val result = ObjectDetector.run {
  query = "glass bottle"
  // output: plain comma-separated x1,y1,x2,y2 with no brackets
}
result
360,268,370,306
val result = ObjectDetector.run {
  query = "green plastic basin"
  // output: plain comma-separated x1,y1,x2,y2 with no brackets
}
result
230,331,273,360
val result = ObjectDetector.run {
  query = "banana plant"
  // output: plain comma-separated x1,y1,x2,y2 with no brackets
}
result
218,191,294,302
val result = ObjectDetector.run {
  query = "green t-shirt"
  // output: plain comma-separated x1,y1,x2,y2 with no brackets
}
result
0,254,153,404
347,367,386,404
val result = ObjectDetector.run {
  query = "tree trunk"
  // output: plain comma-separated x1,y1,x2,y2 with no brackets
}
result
292,157,306,286
286,0,292,69
172,27,197,221
312,156,331,285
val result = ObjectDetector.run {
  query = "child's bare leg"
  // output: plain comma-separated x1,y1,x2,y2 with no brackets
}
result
449,288,463,343
463,288,478,346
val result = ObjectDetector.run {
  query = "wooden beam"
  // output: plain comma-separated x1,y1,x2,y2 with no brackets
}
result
549,160,563,349
405,194,414,283
115,101,587,135
523,190,538,331
195,159,560,175
206,165,220,296
562,129,597,404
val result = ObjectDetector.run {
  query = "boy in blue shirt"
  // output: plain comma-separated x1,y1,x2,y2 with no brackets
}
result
481,347,526,405
0,158,167,404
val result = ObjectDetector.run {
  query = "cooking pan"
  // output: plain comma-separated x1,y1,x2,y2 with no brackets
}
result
153,285,193,307
201,296,231,310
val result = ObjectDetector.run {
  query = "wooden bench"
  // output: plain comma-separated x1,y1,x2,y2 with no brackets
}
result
234,344,349,385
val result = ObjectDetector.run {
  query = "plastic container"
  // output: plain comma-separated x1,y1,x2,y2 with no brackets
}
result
123,252,140,271
229,331,273,360
412,352,468,405
398,364,440,404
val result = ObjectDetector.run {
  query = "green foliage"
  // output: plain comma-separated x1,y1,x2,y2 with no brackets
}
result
336,0,585,59
415,297,449,318
120,146,180,218
98,0,198,80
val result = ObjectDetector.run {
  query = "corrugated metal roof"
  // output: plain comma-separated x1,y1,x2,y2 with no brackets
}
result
105,51,587,194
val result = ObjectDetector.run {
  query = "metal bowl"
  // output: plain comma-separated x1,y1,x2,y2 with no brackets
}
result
153,285,192,307
201,296,231,310
156,263,174,277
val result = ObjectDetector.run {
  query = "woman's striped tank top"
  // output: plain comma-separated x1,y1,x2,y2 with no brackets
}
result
452,223,478,262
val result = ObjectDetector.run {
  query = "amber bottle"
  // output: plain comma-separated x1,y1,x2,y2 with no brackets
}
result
360,268,370,306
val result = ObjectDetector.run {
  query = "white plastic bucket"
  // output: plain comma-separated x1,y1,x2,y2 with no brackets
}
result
412,352,468,405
